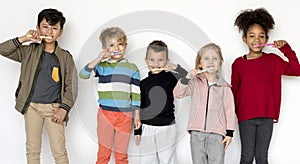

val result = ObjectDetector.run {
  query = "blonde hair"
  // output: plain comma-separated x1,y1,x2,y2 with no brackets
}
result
195,43,224,70
99,27,127,48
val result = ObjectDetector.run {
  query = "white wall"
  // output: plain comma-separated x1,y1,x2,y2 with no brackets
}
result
1,0,300,163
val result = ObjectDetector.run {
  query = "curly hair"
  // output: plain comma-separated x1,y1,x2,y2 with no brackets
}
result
234,8,275,37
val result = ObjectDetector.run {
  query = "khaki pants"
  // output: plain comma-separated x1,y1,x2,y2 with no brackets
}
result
24,102,69,164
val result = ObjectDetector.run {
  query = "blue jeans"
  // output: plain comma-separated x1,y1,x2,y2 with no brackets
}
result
239,118,273,164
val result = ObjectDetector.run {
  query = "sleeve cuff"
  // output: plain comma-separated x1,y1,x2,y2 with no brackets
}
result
84,64,93,72
13,37,21,47
59,103,71,112
134,125,142,135
226,130,234,137
181,77,190,85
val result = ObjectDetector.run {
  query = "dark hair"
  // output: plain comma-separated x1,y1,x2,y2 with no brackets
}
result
146,40,168,59
37,8,66,29
234,8,275,38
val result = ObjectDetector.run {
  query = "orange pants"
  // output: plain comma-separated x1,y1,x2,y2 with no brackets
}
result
96,108,133,164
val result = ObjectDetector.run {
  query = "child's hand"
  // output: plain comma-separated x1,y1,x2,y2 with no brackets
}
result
134,135,141,145
186,69,198,79
18,30,41,43
26,30,42,42
221,136,232,151
165,62,177,71
99,50,111,62
273,40,287,49
51,108,67,123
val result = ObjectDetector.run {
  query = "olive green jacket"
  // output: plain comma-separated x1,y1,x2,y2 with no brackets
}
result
0,38,78,114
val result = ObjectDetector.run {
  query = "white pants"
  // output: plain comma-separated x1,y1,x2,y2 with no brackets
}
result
139,124,177,164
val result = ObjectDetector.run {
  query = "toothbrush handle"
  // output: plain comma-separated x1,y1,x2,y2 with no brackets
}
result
264,43,275,46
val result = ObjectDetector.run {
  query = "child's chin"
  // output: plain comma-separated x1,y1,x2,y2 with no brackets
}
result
151,70,161,74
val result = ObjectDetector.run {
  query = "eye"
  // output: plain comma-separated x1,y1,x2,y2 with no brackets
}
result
260,35,265,38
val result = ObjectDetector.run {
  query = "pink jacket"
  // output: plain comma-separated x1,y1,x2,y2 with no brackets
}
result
173,74,235,137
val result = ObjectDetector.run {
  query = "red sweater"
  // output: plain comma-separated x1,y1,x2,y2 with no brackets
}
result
231,44,300,123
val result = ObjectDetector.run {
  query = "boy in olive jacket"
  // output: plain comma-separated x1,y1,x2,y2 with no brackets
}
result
0,8,77,164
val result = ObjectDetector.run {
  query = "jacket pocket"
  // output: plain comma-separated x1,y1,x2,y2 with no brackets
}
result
52,67,60,82
15,81,22,98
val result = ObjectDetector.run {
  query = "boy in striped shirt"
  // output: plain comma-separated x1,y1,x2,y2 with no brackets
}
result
79,27,141,164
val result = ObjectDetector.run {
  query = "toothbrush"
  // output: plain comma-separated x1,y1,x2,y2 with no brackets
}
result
151,68,168,71
254,43,275,47
197,67,215,74
26,34,52,39
110,51,122,56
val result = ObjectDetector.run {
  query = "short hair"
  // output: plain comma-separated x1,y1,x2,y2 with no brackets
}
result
146,40,168,59
195,43,223,70
234,7,275,38
37,8,66,29
99,27,127,48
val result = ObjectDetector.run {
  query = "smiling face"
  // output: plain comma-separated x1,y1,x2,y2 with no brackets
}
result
36,18,63,43
145,48,168,74
198,48,222,75
103,37,127,60
243,24,268,53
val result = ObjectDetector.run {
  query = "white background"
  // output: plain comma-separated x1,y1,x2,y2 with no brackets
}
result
1,0,300,163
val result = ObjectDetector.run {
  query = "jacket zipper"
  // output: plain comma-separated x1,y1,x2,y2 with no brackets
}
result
204,83,215,131
21,52,44,114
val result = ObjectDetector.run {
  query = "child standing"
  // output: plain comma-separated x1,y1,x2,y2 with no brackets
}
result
231,8,300,164
133,40,188,164
0,8,77,164
174,43,235,164
79,27,141,164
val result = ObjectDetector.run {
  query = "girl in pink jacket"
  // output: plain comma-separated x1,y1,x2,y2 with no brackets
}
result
173,43,235,164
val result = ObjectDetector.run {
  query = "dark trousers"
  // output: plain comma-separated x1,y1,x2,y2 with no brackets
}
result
239,118,273,164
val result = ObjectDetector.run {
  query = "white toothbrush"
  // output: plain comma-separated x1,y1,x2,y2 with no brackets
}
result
197,67,215,74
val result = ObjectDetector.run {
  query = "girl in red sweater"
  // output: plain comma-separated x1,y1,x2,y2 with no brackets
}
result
231,8,300,164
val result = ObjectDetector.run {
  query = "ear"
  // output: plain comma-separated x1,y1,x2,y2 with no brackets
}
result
58,29,64,37
36,25,40,33
242,35,247,43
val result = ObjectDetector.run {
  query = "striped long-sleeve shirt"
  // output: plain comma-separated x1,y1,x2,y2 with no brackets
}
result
79,59,140,112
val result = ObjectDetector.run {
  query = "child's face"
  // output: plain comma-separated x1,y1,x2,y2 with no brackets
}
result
36,18,63,43
243,24,268,52
103,37,127,60
199,49,221,74
145,49,168,74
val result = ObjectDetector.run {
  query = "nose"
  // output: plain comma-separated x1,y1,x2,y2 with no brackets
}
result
48,26,53,34
114,44,120,50
207,59,214,64
151,60,159,67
